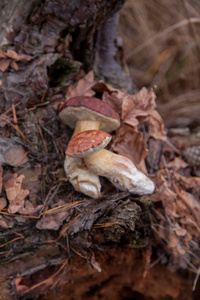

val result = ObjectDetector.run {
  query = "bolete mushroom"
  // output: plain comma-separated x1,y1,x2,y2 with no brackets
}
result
59,96,120,198
65,130,112,158
59,96,120,136
66,130,155,196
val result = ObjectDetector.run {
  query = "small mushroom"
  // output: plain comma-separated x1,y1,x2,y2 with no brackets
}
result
59,96,120,198
65,130,112,158
66,130,155,196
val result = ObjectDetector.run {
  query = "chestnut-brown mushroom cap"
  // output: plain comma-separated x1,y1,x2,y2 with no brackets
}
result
59,96,120,132
65,130,112,158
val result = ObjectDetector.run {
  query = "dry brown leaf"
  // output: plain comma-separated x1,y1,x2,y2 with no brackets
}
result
176,189,200,228
175,174,200,194
112,125,148,172
0,50,33,72
148,110,166,140
0,198,7,210
0,58,11,72
102,91,123,117
19,204,43,215
173,223,187,237
4,145,29,166
10,60,19,71
5,50,33,61
0,50,6,58
121,88,156,127
36,200,71,230
153,170,177,216
166,157,188,170
66,71,96,99
4,174,29,213
0,165,3,194
0,215,14,228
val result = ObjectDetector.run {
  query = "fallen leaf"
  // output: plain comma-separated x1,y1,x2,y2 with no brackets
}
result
66,71,96,99
4,145,28,166
36,200,71,230
122,87,155,124
148,110,166,140
0,165,3,194
0,58,11,72
19,204,43,215
5,50,33,62
0,50,6,58
0,50,33,72
4,174,29,213
112,125,148,172
0,197,7,210
10,60,19,71
0,215,14,228
166,157,188,170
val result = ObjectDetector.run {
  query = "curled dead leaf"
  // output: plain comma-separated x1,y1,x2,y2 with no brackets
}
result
4,174,29,213
0,197,7,210
0,165,3,194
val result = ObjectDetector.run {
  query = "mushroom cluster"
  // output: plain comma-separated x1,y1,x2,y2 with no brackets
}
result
59,96,155,198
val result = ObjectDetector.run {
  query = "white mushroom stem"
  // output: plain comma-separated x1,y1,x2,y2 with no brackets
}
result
84,149,155,195
64,120,102,199
64,156,101,198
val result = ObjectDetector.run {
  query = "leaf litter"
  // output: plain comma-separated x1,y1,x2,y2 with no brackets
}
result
0,70,200,277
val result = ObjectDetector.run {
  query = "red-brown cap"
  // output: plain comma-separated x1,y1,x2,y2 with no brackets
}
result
59,96,120,132
65,130,112,158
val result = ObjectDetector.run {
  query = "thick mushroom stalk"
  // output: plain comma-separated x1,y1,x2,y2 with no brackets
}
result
64,156,101,198
63,121,102,199
84,149,155,196
64,121,102,199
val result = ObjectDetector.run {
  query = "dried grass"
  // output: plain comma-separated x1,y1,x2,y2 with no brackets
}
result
119,0,200,127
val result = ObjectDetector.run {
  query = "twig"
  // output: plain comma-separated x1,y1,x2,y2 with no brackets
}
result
93,222,117,228
41,89,48,102
39,121,59,154
3,118,33,146
193,266,200,291
12,104,19,131
24,259,68,294
44,200,85,215
0,211,40,219
0,232,24,248
71,247,87,259
46,214,81,244
38,124,48,153
39,183,62,217
58,214,80,240
0,102,21,118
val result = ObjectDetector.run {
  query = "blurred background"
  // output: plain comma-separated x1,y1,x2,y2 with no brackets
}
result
119,0,200,130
